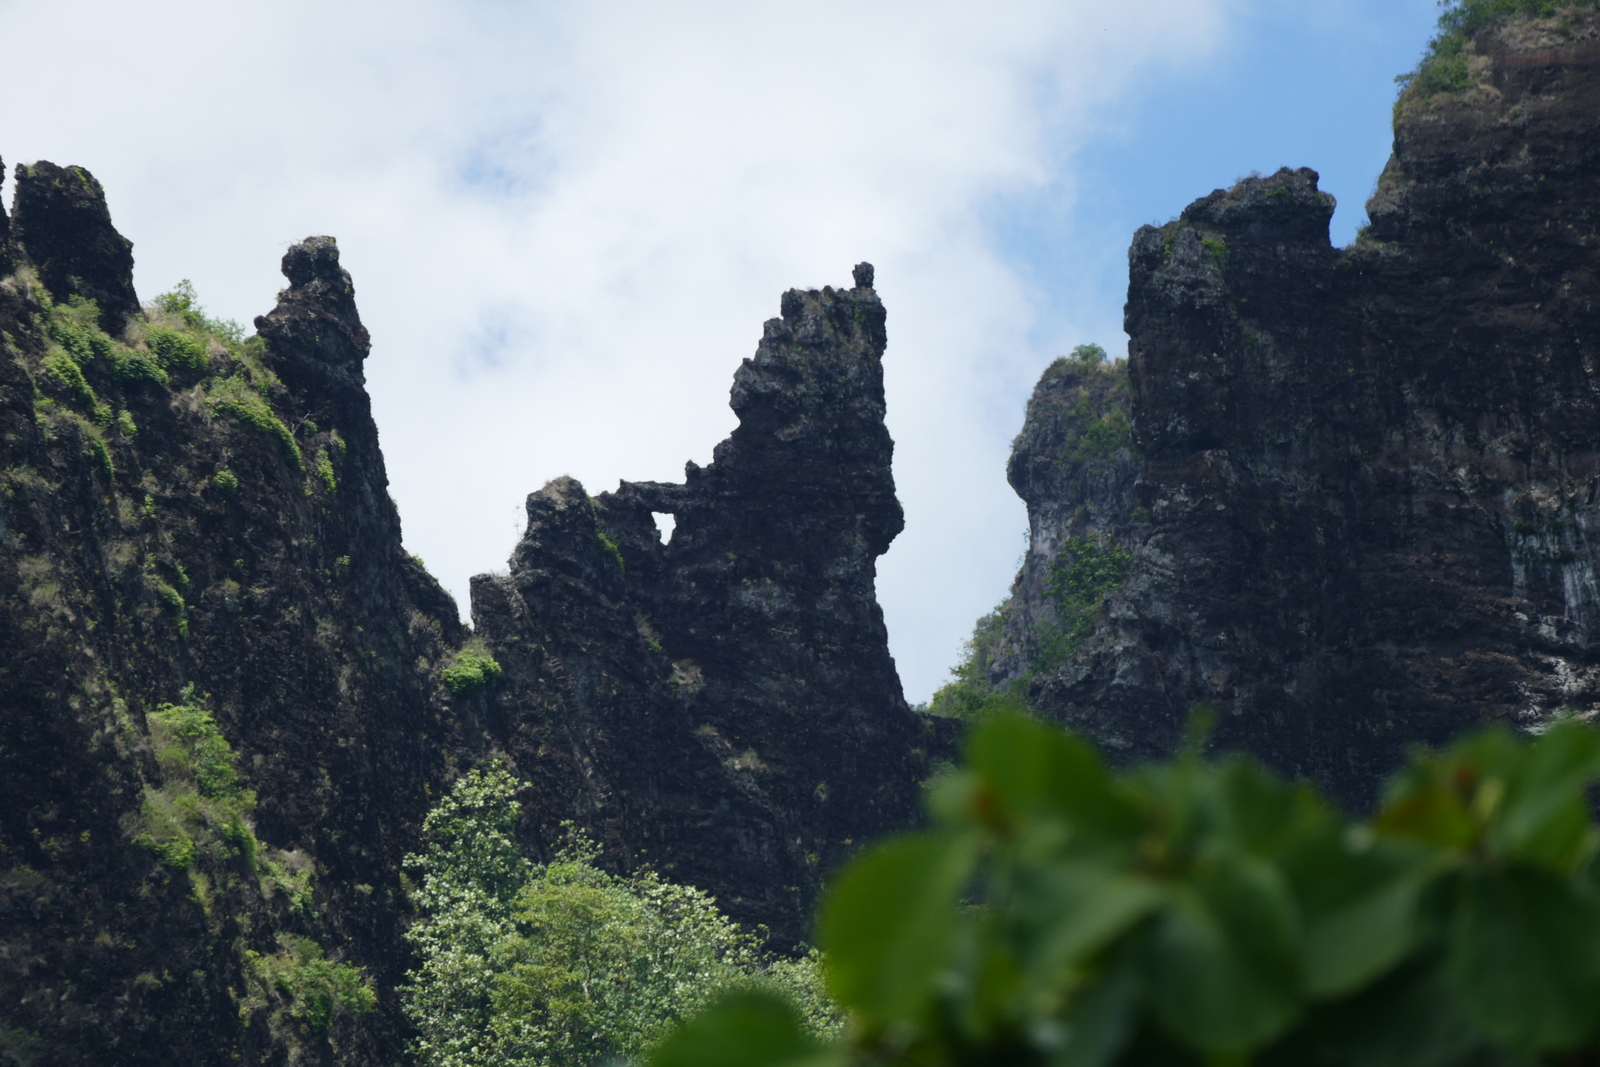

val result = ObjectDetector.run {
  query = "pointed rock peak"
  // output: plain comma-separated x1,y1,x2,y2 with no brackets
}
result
253,236,370,403
529,475,589,515
282,235,346,288
10,160,138,332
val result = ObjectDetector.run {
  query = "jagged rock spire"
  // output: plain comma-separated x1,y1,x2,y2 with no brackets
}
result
254,236,371,403
470,266,925,945
10,161,138,332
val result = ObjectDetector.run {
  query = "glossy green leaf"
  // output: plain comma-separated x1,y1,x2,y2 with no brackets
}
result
650,991,840,1067
818,830,978,1023
1145,852,1303,1054
1447,867,1600,1052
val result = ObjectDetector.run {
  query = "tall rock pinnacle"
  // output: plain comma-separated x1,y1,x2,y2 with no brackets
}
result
469,266,926,943
10,161,138,332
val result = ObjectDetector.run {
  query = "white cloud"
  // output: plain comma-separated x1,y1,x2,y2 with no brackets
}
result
1,0,1231,700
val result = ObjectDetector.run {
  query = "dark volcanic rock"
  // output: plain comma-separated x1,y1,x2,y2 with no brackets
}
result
0,221,464,1064
256,236,370,403
0,194,927,1064
10,161,140,332
1002,12,1600,807
472,268,928,944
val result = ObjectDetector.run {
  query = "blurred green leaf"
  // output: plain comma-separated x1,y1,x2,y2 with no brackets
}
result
1491,721,1600,871
1374,777,1477,851
650,991,840,1067
967,713,1142,844
1305,956,1483,1067
1448,867,1600,1052
1145,852,1302,1055
650,717,1600,1067
1284,827,1432,998
1050,949,1141,1067
1012,863,1165,986
1303,870,1424,999
818,830,978,1024
1207,759,1327,860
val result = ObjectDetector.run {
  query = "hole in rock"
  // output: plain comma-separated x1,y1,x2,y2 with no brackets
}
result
652,512,676,543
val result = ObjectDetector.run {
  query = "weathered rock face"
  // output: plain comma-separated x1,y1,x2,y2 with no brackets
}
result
471,264,928,944
986,353,1141,690
0,157,926,1062
10,161,140,332
1004,13,1600,807
0,171,465,1063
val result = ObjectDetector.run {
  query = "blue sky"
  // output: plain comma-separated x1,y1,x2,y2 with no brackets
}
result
1000,0,1441,362
1,0,1446,702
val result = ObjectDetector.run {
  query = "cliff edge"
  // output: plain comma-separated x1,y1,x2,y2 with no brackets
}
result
994,10,1600,806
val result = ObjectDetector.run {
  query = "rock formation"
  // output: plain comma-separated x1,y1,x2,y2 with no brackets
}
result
0,161,468,1065
470,263,927,942
10,162,140,332
0,158,923,1064
995,11,1600,807
983,348,1141,692
13,9,1600,1062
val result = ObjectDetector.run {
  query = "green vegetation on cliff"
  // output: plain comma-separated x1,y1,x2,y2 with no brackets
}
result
926,534,1131,722
1040,534,1132,665
133,697,259,869
659,714,1600,1066
18,278,309,486
1398,0,1600,100
206,375,301,469
926,343,1137,721
243,936,378,1035
1041,344,1134,472
923,602,1025,721
402,769,839,1067
129,692,375,1036
441,644,504,695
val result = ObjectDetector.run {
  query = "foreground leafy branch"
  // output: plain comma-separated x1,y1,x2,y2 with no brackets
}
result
657,714,1600,1066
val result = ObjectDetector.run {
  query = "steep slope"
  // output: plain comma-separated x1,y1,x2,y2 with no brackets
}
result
471,264,929,945
0,160,927,1063
0,161,467,1065
992,10,1600,807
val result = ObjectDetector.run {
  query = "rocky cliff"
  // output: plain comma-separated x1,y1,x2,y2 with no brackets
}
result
0,159,923,1065
469,262,927,943
991,10,1600,807
0,160,468,1066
